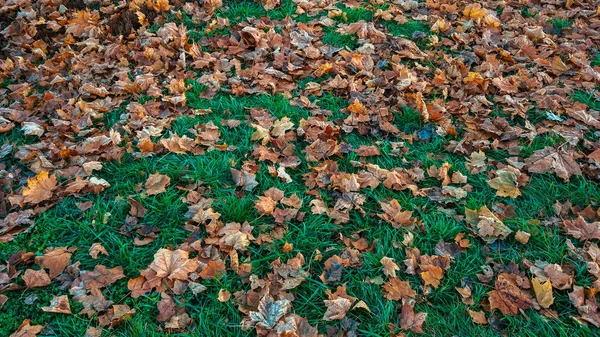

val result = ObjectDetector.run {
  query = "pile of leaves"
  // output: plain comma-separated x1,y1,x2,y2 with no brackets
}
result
1,0,600,336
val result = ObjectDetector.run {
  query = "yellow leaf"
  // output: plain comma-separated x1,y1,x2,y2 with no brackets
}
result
532,278,554,309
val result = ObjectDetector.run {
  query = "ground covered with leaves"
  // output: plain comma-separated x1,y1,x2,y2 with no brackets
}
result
1,0,600,336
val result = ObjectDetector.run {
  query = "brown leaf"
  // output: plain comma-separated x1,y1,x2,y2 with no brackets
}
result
467,309,487,325
383,278,416,301
41,295,72,314
515,230,531,244
145,172,170,195
465,206,512,243
488,273,532,316
157,294,175,322
22,269,51,288
35,247,73,278
378,199,413,228
22,171,57,204
323,298,352,321
380,257,400,278
80,265,125,289
255,196,277,215
9,319,43,337
420,265,444,288
399,302,427,333
563,216,600,241
218,289,231,302
89,243,108,259
148,249,199,281
199,260,225,279
525,147,581,181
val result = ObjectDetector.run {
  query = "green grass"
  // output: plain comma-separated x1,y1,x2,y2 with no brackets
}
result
2,1,600,336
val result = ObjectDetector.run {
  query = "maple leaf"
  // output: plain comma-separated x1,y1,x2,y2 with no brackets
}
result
89,243,108,259
98,304,135,328
231,167,258,191
22,269,51,288
145,172,171,195
323,298,352,321
41,295,72,314
383,278,416,301
488,169,521,198
378,199,413,228
157,293,175,322
563,216,600,241
249,295,291,328
488,273,533,316
255,196,277,215
217,222,254,251
22,171,57,204
525,147,582,181
271,117,294,137
380,257,400,278
465,206,512,243
467,309,487,325
399,303,427,333
420,265,444,288
532,278,554,309
148,249,198,281
35,247,73,279
9,319,43,337
199,260,226,279
80,265,125,289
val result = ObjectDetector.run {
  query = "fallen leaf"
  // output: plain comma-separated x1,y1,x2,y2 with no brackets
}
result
22,171,57,204
515,230,531,244
380,257,400,278
145,172,170,195
249,295,291,328
563,216,600,241
383,278,416,301
218,289,231,302
89,243,108,259
22,269,52,288
488,273,533,316
399,302,427,333
467,309,487,324
9,319,43,337
148,249,199,281
323,298,352,321
532,278,554,309
41,295,72,314
35,247,73,279
488,169,521,198
378,199,414,228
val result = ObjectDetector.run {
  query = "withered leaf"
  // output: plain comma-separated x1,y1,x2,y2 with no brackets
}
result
148,249,198,281
9,319,43,337
249,295,291,328
145,172,171,195
23,171,57,204
383,278,416,301
488,169,521,198
323,298,352,321
563,216,600,241
35,247,73,279
41,295,72,314
488,273,533,316
532,278,554,309
22,269,52,288
399,302,427,333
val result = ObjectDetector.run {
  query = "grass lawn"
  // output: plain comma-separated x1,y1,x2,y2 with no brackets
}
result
1,0,600,336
